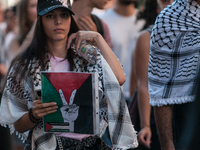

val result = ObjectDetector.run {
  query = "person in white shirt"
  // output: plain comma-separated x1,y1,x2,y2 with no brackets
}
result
100,0,145,103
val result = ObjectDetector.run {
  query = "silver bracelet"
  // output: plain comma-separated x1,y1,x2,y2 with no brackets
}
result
56,135,63,150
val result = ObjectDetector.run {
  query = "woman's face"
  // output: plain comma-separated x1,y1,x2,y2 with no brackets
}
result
27,0,37,24
42,8,71,43
5,10,17,31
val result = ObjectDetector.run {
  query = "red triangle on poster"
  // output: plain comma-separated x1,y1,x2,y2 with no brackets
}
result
43,72,91,104
45,123,53,131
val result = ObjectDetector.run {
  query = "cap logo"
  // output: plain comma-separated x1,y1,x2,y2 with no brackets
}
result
59,0,71,8
59,0,67,6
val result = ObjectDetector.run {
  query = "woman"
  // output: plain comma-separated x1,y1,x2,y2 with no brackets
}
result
129,0,173,149
0,0,137,149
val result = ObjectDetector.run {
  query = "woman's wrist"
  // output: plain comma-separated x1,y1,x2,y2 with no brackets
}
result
93,32,102,47
28,108,40,124
141,125,150,129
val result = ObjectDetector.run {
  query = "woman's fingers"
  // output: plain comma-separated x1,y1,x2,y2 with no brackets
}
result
33,99,57,109
74,33,82,52
33,99,42,105
67,31,83,52
34,105,58,119
67,31,99,53
32,99,58,119
67,32,78,50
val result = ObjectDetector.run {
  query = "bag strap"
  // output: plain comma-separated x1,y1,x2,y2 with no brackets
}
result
91,14,104,37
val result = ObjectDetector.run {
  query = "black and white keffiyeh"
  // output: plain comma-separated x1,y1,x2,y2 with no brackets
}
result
148,0,200,106
0,53,137,149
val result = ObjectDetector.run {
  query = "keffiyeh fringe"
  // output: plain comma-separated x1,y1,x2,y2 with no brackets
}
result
102,56,138,149
150,96,195,107
0,124,27,143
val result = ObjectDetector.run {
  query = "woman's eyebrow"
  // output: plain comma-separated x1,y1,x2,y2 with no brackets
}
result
47,9,70,14
61,8,69,12
48,10,55,14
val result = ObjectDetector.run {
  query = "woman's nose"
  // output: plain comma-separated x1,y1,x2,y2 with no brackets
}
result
55,16,62,25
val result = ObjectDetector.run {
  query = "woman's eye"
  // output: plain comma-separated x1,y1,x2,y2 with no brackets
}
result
62,13,70,18
46,14,54,18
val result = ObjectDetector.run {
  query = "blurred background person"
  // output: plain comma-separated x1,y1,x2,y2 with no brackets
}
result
0,0,4,23
100,0,145,104
129,0,173,149
0,7,7,93
72,0,113,48
0,5,17,95
6,0,37,70
17,0,37,46
0,4,16,150
3,6,18,68
92,0,117,16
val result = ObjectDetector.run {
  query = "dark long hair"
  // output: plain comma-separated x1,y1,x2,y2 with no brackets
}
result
137,0,158,30
17,0,35,45
9,15,79,81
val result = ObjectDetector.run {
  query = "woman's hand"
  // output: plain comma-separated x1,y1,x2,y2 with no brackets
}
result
14,99,58,133
32,99,58,119
67,30,100,54
137,126,152,149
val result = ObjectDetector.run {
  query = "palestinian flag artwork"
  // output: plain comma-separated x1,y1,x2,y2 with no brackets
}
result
41,71,99,135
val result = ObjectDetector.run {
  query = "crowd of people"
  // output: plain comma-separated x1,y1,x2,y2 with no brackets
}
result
0,0,200,150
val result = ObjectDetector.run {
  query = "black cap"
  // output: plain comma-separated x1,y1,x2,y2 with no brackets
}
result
37,0,75,16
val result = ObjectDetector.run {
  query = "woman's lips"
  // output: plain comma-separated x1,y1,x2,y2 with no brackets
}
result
54,28,64,32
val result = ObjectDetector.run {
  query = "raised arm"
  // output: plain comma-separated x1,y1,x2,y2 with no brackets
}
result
67,31,125,85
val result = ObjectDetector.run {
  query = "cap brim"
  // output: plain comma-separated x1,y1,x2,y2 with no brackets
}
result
38,5,75,16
